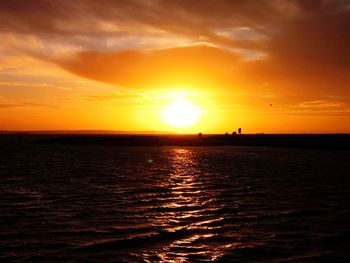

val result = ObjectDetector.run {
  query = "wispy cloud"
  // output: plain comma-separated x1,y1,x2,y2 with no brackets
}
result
293,100,347,109
284,99,350,116
0,97,58,108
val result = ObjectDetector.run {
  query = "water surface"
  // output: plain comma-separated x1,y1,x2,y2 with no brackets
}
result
0,145,349,262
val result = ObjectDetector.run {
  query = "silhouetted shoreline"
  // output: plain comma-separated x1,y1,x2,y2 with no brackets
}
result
2,134,350,150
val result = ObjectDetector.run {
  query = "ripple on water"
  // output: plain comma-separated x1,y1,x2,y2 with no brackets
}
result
0,145,349,261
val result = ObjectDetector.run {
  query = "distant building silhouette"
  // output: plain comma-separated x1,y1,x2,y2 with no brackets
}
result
198,132,202,139
224,132,229,137
238,128,242,134
232,132,237,136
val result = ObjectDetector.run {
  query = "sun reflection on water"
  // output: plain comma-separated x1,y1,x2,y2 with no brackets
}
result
150,148,230,262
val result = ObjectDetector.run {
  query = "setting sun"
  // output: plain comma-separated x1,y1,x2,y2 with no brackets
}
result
161,98,202,128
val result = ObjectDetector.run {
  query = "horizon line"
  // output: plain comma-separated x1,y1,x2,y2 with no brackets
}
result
0,130,350,135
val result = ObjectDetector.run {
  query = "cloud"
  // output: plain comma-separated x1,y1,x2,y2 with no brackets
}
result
55,45,243,90
54,43,350,105
1,0,350,104
294,100,347,109
55,92,143,105
1,0,348,54
285,99,350,116
0,96,58,109
0,101,57,108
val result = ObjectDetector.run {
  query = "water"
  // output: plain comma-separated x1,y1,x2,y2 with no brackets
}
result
0,145,349,262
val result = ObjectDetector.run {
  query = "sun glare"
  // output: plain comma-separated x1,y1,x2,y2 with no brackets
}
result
161,98,201,128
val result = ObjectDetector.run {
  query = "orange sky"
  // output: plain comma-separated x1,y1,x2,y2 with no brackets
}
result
0,0,349,133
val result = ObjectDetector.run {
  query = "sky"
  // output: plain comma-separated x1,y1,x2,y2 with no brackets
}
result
0,0,350,133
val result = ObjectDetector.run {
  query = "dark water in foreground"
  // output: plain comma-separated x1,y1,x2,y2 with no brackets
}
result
0,145,350,262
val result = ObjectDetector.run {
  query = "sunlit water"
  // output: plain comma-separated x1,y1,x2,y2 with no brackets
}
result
0,145,350,262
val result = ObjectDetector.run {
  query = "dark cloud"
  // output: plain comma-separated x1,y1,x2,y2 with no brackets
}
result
0,0,271,36
1,0,349,52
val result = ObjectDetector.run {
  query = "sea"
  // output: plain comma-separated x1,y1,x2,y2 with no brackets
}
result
0,144,350,262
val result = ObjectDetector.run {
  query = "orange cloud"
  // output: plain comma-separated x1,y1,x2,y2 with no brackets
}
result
56,45,244,90
55,43,350,105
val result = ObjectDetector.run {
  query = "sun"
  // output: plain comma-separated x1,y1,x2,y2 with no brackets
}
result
161,98,201,128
